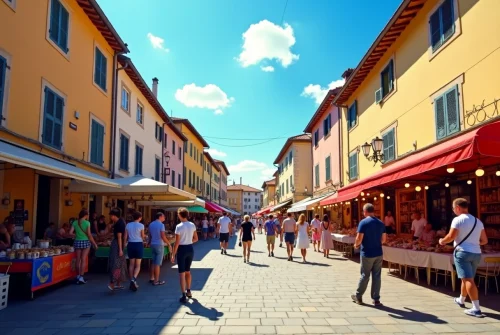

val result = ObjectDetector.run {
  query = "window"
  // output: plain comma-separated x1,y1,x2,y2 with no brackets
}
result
172,140,176,155
315,164,320,187
380,60,394,98
171,170,176,187
289,151,293,164
94,47,107,91
196,176,200,191
349,152,358,180
285,156,288,168
190,143,193,157
119,133,129,171
155,122,162,142
183,166,186,186
314,130,319,147
325,156,331,181
184,142,188,153
155,157,160,181
435,85,460,140
163,134,167,148
286,180,289,194
178,174,181,189
136,103,143,125
430,0,455,52
289,176,293,189
49,0,69,53
90,119,104,166
178,146,181,160
0,56,6,121
382,128,396,162
323,113,332,137
42,87,64,149
348,101,357,130
135,145,143,175
200,153,203,166
121,87,129,112
188,169,192,187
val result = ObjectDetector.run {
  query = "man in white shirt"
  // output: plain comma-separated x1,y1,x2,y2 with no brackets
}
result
311,214,322,252
411,210,427,240
217,212,232,255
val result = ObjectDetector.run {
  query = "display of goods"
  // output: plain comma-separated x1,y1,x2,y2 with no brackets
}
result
334,228,357,236
0,245,74,259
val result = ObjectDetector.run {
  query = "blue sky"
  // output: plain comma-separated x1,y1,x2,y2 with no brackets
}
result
97,0,401,189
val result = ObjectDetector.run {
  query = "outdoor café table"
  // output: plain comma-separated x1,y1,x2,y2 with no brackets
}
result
382,246,500,291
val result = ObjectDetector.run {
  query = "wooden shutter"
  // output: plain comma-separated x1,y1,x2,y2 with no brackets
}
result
434,95,446,139
100,52,107,90
388,59,394,92
383,129,395,162
155,122,158,140
315,165,320,187
0,56,6,120
96,122,104,165
49,0,60,44
155,158,160,181
325,156,331,181
441,0,455,41
90,120,98,164
445,86,460,136
53,95,63,149
349,153,357,179
429,10,441,50
59,4,69,51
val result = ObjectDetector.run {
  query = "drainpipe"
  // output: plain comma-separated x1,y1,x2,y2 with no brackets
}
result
337,104,348,186
110,51,129,179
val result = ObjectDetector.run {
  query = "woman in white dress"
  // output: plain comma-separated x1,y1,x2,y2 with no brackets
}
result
320,214,334,258
296,214,310,263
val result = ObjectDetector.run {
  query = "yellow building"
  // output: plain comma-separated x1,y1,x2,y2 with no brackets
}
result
0,0,128,239
215,160,230,206
321,0,500,231
261,178,277,207
172,118,209,197
273,134,312,209
202,151,220,203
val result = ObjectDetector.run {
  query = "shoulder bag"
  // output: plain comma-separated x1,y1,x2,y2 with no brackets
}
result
76,219,94,248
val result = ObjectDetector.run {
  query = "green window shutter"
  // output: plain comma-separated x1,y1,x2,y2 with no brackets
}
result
445,86,460,136
100,52,107,91
49,0,61,46
183,166,186,185
97,122,104,165
383,129,395,162
0,56,7,122
441,0,455,41
349,153,357,179
325,156,331,181
435,95,446,139
90,120,98,164
315,165,320,187
59,4,69,52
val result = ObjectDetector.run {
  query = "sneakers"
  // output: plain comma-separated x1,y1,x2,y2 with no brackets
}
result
464,309,484,318
179,295,187,303
224,250,227,255
77,276,86,284
186,290,193,298
271,252,274,257
279,243,283,248
221,249,224,255
130,280,138,292
373,300,383,306
351,294,363,305
454,297,465,308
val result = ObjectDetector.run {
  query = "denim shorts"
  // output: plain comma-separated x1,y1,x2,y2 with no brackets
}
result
151,244,164,266
202,227,208,234
454,250,481,279
284,232,295,244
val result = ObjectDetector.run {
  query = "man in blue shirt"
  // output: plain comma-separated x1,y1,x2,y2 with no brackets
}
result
265,215,278,257
351,203,386,306
148,212,172,286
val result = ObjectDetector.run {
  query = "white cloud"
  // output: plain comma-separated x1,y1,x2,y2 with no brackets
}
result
260,66,275,72
228,160,275,189
205,148,227,158
237,20,299,69
301,78,346,104
175,84,234,112
147,33,170,52
261,168,276,178
228,160,267,173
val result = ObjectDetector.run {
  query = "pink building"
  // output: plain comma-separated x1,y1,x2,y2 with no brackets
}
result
304,88,342,198
163,122,186,189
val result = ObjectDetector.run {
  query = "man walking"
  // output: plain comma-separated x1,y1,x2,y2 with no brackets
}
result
148,212,172,286
265,215,278,257
217,211,232,255
351,203,386,306
283,213,297,261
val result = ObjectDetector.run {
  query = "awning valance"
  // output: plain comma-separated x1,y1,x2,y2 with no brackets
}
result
68,175,195,200
272,199,292,212
321,121,500,206
0,140,119,187
204,200,223,213
288,194,332,213
136,198,205,207
164,205,208,214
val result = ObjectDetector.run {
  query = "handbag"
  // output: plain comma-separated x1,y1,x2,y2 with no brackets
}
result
453,216,477,255
238,241,242,247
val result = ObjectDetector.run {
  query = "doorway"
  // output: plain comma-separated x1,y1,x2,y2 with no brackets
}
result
36,175,51,239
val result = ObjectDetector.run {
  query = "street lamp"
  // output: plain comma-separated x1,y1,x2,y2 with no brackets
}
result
361,137,384,164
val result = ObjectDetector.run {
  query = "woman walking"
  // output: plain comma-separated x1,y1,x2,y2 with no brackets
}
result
171,207,198,303
124,211,145,291
108,208,127,291
296,214,310,263
202,215,209,241
321,214,334,258
239,215,255,263
439,198,488,317
70,209,98,284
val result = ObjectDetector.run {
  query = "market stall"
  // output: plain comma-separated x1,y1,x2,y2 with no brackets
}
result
0,245,85,299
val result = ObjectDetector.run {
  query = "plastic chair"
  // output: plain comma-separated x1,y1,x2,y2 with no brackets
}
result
476,257,500,295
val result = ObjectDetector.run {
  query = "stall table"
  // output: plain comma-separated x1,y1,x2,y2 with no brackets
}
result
382,246,500,291
331,234,357,257
0,252,86,299
95,246,170,259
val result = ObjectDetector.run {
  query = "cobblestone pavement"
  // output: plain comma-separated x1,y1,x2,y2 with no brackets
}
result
2,233,500,334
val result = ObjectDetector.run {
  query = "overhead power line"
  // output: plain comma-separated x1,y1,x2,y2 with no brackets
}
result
280,0,289,25
202,135,292,141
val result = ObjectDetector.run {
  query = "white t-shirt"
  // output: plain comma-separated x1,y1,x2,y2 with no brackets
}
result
411,218,427,237
311,219,321,232
384,216,395,227
126,222,144,243
451,214,484,254
283,218,296,232
202,220,208,228
175,221,197,245
218,216,231,233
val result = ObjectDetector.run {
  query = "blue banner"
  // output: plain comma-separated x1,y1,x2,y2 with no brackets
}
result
32,257,53,289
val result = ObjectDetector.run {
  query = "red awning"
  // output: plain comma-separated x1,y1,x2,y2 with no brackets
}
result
321,121,500,206
204,200,223,213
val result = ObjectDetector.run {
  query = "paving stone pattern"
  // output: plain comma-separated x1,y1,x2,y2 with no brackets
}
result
2,233,500,334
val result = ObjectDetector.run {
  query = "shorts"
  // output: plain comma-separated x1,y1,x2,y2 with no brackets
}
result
177,245,194,273
259,224,262,227
266,235,276,244
202,227,208,234
312,232,321,241
242,234,253,242
454,250,481,279
127,242,144,259
285,232,295,244
276,227,282,234
219,233,229,243
151,244,164,266
209,226,215,233
74,240,91,249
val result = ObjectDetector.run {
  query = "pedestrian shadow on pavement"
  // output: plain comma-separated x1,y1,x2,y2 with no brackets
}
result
367,305,447,324
250,250,265,253
223,253,242,258
184,298,223,321
247,262,269,268
301,261,331,267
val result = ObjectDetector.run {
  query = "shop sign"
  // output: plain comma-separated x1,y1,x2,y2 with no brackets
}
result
32,258,53,290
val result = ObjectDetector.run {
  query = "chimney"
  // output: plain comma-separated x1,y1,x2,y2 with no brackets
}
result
341,68,354,80
240,177,242,185
152,77,159,97
233,180,235,185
